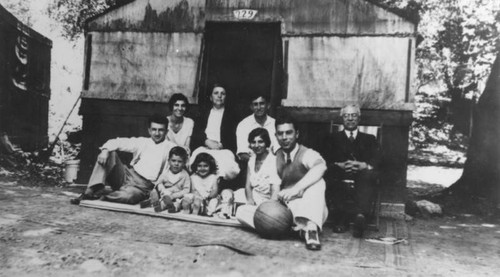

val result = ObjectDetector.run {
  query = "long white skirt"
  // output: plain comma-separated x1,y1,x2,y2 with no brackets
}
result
190,147,240,181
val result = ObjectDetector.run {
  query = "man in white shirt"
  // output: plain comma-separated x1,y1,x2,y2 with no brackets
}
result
274,115,328,251
235,115,328,251
236,95,279,162
71,115,176,205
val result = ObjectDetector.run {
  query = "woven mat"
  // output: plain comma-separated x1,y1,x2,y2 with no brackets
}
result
80,200,414,269
80,200,242,227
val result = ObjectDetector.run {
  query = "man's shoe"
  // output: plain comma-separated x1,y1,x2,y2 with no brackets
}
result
70,196,81,205
70,190,100,205
139,199,151,209
304,229,321,251
353,214,366,238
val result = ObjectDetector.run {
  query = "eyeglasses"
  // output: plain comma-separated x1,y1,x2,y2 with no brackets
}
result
342,113,359,119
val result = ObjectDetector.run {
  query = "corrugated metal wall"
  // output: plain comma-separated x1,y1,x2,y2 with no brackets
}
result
77,0,416,191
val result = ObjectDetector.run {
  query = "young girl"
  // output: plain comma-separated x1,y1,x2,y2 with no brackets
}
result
188,152,221,216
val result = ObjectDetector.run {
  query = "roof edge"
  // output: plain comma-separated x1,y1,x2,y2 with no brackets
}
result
83,0,420,30
84,0,136,30
0,4,52,46
363,0,420,25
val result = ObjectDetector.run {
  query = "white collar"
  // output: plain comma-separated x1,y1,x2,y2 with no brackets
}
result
252,114,271,126
285,144,299,161
211,107,224,113
344,129,358,139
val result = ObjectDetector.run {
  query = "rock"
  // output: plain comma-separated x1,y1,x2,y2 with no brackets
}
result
416,200,442,215
79,259,107,273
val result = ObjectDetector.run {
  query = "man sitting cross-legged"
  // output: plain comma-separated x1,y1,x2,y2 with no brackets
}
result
71,114,176,205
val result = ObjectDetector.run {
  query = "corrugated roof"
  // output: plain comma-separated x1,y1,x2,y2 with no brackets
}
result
85,0,419,26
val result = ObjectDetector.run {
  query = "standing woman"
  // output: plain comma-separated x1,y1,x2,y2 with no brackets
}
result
191,84,240,183
166,93,194,153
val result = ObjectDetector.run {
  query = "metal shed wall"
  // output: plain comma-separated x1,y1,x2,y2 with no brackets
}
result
78,0,416,194
83,0,416,108
83,32,202,102
284,36,415,110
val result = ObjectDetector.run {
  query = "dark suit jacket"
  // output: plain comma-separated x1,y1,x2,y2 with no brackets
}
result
324,130,381,179
190,107,239,153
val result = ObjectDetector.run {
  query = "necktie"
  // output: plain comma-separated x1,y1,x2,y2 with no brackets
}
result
286,155,292,164
349,131,355,142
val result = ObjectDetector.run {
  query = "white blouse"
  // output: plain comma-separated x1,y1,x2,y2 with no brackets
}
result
247,153,281,197
205,108,224,143
167,116,194,148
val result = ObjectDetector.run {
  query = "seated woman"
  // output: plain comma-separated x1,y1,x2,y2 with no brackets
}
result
166,93,194,153
190,84,240,184
234,128,281,205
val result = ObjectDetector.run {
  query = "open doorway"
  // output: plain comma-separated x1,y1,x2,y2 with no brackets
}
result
199,22,283,117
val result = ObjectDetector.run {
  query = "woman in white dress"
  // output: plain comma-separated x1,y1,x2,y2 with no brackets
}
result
166,93,194,153
234,128,281,205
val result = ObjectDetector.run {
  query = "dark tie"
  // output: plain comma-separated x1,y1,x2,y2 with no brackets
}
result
349,131,355,142
286,155,292,164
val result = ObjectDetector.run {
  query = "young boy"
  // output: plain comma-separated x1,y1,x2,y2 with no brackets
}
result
141,146,191,212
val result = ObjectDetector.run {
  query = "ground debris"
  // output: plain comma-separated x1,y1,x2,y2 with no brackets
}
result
0,150,66,188
79,259,107,273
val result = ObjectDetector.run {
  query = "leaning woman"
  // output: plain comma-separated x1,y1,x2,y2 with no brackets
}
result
166,93,194,153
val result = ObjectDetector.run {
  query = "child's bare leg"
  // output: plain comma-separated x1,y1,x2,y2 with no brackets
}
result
181,194,194,214
150,189,162,212
219,189,234,218
192,197,202,215
206,198,220,216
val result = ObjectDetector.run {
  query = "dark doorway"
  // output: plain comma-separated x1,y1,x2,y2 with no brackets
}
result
199,22,283,118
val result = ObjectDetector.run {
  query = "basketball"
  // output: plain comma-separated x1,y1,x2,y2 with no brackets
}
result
254,200,293,239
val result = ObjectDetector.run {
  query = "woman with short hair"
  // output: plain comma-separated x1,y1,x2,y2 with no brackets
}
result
166,93,194,153
190,84,240,183
234,128,281,205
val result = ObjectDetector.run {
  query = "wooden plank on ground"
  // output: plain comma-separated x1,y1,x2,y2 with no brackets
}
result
79,200,243,228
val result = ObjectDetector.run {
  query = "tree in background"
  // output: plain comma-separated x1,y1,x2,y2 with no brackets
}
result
375,1,500,210
418,0,499,140
444,51,500,206
0,0,30,25
378,0,499,148
46,0,117,41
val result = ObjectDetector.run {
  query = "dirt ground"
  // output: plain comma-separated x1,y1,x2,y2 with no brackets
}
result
1,168,500,276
